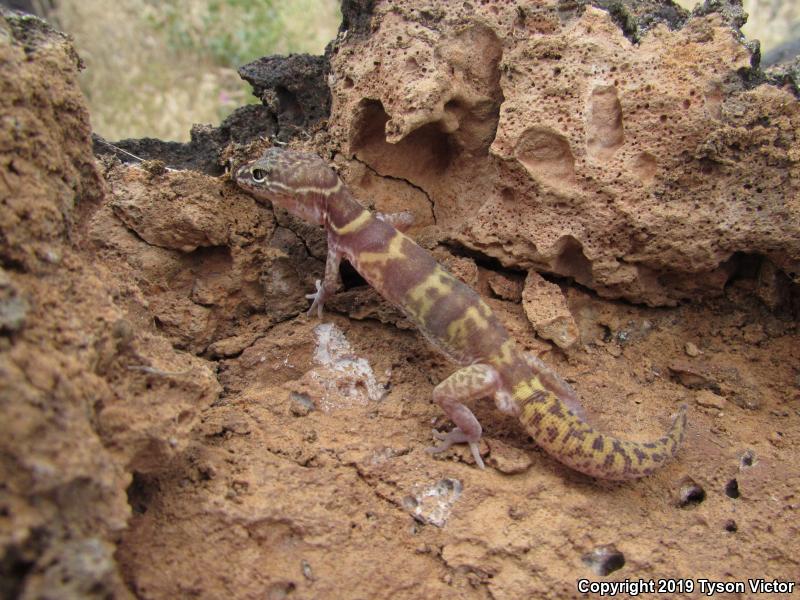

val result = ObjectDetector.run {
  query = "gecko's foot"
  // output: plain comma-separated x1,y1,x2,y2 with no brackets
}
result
427,428,485,469
305,279,325,318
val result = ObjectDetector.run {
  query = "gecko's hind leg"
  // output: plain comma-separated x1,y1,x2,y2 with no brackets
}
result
427,363,501,469
523,352,587,421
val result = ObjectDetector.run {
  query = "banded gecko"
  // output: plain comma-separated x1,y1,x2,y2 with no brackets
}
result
235,148,687,480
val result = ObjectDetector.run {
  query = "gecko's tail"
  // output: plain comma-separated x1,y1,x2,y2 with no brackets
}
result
518,389,688,480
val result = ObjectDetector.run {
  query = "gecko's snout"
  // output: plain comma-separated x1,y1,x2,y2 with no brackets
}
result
233,163,250,181
233,166,254,189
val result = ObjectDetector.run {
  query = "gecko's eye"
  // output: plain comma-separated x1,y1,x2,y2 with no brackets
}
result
251,168,268,183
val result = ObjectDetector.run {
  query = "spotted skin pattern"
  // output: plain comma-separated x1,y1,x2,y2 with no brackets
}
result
235,148,688,480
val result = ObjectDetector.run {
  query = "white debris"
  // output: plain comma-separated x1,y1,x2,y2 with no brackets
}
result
403,478,463,528
309,323,383,411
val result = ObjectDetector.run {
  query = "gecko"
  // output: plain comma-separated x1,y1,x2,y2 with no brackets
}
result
234,148,687,480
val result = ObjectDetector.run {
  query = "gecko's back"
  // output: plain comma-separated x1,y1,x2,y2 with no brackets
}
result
328,205,509,366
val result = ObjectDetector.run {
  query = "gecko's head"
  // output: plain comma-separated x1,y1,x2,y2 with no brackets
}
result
234,148,341,226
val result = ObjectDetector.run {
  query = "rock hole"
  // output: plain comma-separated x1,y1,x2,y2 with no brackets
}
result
552,235,594,286
698,157,720,175
127,471,156,515
340,260,365,289
443,98,467,122
725,479,740,498
724,519,738,532
1,533,42,600
266,581,295,600
676,477,706,507
275,86,303,122
350,99,458,180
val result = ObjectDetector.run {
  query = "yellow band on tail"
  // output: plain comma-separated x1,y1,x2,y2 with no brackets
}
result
519,387,687,480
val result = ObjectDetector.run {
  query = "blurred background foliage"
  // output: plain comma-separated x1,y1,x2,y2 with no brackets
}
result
146,0,315,70
47,0,340,141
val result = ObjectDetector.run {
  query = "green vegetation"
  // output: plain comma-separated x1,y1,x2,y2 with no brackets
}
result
51,0,340,141
146,0,338,68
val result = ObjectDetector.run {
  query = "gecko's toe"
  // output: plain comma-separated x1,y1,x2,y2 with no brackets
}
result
468,442,485,469
305,279,325,318
430,428,448,442
427,428,485,468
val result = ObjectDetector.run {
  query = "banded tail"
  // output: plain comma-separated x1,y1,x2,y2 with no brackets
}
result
518,385,688,480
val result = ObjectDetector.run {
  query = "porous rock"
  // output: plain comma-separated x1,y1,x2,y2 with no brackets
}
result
0,10,220,597
326,0,800,306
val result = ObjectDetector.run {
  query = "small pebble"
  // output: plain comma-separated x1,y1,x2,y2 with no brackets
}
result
301,559,314,581
684,342,701,357
290,392,315,416
40,246,62,264
739,449,756,469
486,439,532,474
768,431,783,447
695,390,726,410
582,544,625,576
668,362,713,389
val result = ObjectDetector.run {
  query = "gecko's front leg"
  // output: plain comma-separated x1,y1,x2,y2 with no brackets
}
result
306,241,342,318
427,363,501,469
